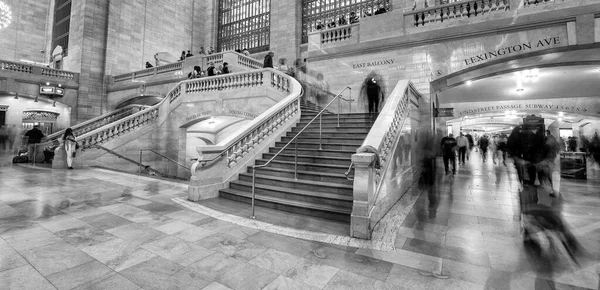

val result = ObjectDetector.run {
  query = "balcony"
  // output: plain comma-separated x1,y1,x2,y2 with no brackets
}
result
307,0,596,52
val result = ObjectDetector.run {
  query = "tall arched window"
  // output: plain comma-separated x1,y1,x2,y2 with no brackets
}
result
52,0,72,55
217,0,271,53
301,0,390,43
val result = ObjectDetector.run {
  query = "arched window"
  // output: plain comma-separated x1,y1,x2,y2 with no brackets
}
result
301,0,390,43
52,0,72,55
217,0,271,53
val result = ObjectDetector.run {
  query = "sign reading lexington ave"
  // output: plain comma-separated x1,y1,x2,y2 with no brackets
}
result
463,36,561,66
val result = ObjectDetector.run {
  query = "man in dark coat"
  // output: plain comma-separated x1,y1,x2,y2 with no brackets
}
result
440,133,457,174
263,51,274,68
365,78,382,115
25,125,44,162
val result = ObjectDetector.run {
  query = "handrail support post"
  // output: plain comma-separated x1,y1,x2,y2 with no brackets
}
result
250,167,257,219
319,114,323,150
337,96,341,127
139,150,142,175
294,138,298,180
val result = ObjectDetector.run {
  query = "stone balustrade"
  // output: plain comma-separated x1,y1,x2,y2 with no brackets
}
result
405,0,510,28
188,69,302,200
236,54,263,69
321,24,358,44
350,80,422,239
225,100,299,168
45,107,139,144
111,51,261,85
0,59,79,82
183,71,265,97
78,107,160,150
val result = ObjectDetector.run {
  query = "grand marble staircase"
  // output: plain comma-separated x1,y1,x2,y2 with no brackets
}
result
219,102,377,222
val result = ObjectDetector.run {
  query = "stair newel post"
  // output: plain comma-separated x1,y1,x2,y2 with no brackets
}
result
294,138,298,180
319,114,323,150
250,166,257,219
349,88,352,113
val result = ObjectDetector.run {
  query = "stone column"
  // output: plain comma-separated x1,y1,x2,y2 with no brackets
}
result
350,153,376,239
269,0,300,67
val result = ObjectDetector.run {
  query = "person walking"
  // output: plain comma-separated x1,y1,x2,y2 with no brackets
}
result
441,133,457,174
365,78,382,116
25,125,44,162
456,132,469,165
222,62,230,74
207,62,216,76
63,128,77,169
479,135,489,162
465,132,474,160
263,51,274,68
7,124,17,153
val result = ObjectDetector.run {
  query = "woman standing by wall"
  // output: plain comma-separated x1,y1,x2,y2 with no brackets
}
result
63,128,77,169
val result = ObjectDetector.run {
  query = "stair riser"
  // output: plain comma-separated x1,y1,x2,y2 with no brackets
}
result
238,175,352,195
228,183,353,208
274,142,359,151
287,132,368,139
295,122,375,128
280,137,363,145
262,154,351,165
251,168,352,184
254,160,350,174
291,127,370,133
301,114,375,119
269,148,353,158
218,191,350,222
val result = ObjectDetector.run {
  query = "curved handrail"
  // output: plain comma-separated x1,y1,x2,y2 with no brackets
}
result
194,74,300,166
140,149,190,171
247,86,351,217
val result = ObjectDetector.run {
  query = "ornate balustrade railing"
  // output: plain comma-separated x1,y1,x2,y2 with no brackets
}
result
237,54,263,69
41,67,77,80
0,60,33,74
523,0,564,6
111,51,261,84
73,69,296,160
0,59,79,81
188,69,302,200
78,107,160,150
45,107,140,145
405,0,509,27
320,24,358,44
350,80,422,239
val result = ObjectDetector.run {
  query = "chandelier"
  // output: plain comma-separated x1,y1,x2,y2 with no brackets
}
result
0,1,11,30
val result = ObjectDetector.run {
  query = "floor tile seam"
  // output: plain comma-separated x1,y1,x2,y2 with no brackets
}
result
171,197,394,252
89,167,189,189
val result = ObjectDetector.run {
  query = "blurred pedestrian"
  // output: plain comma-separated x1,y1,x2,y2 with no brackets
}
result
63,128,77,170
456,132,469,165
263,51,274,68
441,133,457,174
479,135,489,162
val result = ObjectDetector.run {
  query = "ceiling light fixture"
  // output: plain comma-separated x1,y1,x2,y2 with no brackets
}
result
466,80,472,86
45,82,50,86
0,1,12,30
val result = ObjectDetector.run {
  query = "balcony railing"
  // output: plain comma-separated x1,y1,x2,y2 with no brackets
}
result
111,51,263,85
405,0,510,28
0,59,79,82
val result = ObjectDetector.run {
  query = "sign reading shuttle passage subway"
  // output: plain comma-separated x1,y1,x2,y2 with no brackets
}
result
463,36,561,66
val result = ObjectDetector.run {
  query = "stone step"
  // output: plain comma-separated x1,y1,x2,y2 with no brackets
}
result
268,147,354,158
254,159,353,175
286,131,368,139
295,121,376,127
280,136,364,146
238,173,353,195
261,152,351,165
291,127,371,133
274,141,360,151
228,180,352,207
251,166,352,184
219,188,351,222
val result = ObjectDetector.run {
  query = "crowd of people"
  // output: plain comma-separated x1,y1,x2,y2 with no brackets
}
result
314,4,388,31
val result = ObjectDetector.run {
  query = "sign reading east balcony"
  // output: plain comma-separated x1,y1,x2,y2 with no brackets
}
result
463,36,561,66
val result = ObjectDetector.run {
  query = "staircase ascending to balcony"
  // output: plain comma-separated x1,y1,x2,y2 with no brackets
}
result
219,101,377,222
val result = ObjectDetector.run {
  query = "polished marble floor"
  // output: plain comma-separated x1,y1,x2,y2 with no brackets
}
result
0,151,599,289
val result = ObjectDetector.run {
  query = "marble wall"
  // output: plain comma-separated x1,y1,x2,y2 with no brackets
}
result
0,0,51,63
307,24,570,114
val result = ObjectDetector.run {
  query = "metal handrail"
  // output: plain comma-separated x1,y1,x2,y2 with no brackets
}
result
248,86,351,218
139,149,190,176
194,87,305,167
304,83,354,112
344,161,354,181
